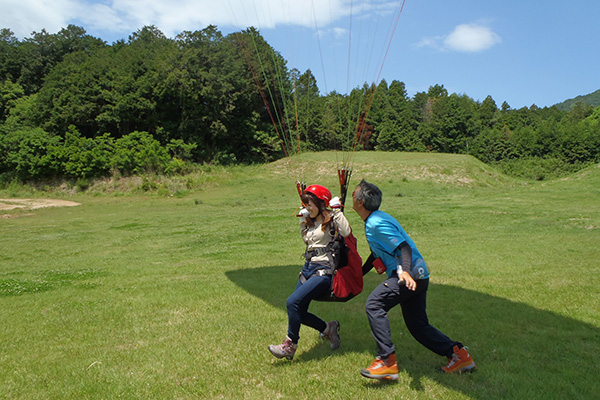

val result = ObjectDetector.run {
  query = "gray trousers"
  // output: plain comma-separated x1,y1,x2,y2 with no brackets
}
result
365,276,460,359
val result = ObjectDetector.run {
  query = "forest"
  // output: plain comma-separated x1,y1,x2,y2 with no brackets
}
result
1,24,599,183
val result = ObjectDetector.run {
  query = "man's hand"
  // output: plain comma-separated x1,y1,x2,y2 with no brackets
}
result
398,270,417,291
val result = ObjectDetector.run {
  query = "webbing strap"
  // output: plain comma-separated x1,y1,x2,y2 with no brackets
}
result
302,221,338,276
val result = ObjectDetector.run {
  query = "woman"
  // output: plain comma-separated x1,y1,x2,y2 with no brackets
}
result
268,184,352,360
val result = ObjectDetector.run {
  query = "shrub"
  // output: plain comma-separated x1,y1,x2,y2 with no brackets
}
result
58,126,115,179
495,157,587,181
112,131,170,175
0,127,62,180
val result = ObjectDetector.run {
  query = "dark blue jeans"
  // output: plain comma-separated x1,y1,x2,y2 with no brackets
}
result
286,262,331,344
365,277,461,359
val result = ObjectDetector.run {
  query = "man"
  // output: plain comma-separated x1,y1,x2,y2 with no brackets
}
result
352,179,475,380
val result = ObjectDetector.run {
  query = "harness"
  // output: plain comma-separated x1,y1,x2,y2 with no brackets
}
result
300,222,343,283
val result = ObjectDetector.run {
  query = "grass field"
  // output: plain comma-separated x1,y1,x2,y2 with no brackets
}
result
1,152,599,399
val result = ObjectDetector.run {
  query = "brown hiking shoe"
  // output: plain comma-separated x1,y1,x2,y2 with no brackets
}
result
268,336,297,360
321,320,341,350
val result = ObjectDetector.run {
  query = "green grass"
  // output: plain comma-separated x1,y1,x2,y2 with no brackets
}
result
1,152,599,399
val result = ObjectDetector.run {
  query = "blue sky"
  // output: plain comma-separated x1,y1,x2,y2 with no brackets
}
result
2,0,598,109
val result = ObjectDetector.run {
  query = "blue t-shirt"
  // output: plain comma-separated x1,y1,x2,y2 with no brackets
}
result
365,209,430,279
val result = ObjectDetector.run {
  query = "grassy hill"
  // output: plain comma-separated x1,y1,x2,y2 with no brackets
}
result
554,88,600,110
269,151,517,188
1,152,599,399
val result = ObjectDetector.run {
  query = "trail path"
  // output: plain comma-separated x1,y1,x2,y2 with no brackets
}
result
0,198,81,211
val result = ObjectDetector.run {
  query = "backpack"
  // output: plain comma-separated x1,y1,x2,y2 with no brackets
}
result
322,230,363,302
301,223,363,302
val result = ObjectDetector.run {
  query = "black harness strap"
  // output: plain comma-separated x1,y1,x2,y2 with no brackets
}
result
301,221,340,282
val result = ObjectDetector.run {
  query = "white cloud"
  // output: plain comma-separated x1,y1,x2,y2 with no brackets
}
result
0,0,79,37
417,23,501,53
444,24,501,52
415,36,442,50
0,0,339,39
332,27,347,39
0,0,399,40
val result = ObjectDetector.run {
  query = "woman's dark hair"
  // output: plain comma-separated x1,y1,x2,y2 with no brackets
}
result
301,191,332,231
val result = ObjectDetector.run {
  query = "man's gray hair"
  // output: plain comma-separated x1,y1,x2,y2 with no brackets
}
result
356,179,382,211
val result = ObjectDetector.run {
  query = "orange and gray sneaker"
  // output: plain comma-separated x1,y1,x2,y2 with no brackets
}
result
268,336,297,360
360,353,399,380
441,345,476,374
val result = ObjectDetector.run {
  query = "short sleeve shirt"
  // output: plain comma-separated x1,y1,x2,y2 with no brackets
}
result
365,210,430,279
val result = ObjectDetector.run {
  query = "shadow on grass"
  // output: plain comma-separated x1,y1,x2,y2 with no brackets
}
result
226,265,599,399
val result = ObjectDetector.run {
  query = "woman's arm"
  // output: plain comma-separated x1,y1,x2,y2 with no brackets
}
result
332,209,352,237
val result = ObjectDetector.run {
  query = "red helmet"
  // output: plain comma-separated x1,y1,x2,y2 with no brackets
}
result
304,185,332,207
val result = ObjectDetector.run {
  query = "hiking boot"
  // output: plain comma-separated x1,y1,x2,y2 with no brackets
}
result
268,336,297,360
441,345,476,374
321,320,341,350
360,353,399,380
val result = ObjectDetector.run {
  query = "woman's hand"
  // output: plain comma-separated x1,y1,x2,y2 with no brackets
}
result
330,196,342,209
298,208,310,223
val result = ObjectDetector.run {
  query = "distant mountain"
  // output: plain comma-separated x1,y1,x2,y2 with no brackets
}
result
554,89,600,111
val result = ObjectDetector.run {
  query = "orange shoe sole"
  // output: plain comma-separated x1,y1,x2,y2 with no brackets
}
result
360,369,399,380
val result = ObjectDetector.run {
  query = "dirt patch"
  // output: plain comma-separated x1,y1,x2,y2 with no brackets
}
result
0,198,81,211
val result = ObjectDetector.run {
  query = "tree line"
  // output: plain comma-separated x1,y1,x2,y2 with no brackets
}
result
1,24,599,183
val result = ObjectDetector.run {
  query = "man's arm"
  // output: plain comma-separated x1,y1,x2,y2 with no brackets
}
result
395,241,412,273
362,253,375,275
395,242,416,291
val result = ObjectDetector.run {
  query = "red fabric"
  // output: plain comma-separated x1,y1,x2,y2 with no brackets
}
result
331,232,363,300
373,257,386,274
